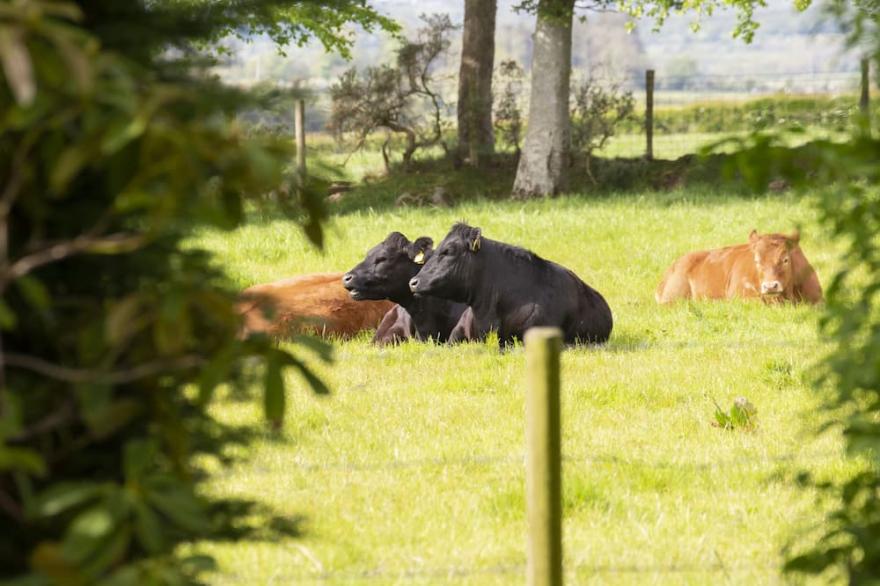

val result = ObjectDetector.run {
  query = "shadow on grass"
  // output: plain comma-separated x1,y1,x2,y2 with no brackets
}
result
323,150,774,217
210,497,308,542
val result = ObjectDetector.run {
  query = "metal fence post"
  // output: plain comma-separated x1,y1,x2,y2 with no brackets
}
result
645,69,655,161
294,98,306,177
525,327,563,586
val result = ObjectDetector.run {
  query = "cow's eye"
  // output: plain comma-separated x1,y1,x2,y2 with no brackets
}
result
375,257,387,264
782,257,790,264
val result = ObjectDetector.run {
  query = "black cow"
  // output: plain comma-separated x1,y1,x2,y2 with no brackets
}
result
408,223,613,345
343,232,473,344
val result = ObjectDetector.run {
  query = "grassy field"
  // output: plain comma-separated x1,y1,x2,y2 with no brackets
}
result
189,181,857,584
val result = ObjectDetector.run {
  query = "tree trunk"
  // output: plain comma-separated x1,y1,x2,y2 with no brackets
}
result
511,0,574,198
457,0,497,166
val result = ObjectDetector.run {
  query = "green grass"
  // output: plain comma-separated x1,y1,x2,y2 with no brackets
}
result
190,184,854,584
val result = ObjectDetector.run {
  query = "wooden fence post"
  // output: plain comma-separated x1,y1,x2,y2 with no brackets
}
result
525,327,563,586
645,69,655,161
294,98,306,177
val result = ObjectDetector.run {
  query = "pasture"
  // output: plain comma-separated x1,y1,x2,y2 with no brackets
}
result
191,184,854,584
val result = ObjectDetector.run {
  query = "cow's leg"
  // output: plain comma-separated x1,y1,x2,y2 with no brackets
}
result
448,307,476,343
372,306,415,345
468,309,500,346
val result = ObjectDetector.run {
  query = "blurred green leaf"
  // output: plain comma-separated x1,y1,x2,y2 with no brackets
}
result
15,275,51,312
80,525,131,578
32,482,103,518
0,298,18,330
62,507,117,563
132,500,164,555
0,445,46,476
144,477,210,534
50,146,90,195
105,295,145,346
0,25,35,106
292,334,334,363
29,542,87,586
123,439,156,483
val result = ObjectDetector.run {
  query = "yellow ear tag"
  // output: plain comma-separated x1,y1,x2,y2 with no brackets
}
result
413,251,426,264
470,237,481,252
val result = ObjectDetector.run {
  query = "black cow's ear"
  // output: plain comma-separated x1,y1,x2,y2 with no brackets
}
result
409,237,432,264
412,236,433,252
469,227,481,252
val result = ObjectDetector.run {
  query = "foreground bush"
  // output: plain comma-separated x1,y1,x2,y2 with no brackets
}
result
0,0,392,583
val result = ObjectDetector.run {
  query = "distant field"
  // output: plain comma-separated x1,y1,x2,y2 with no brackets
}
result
190,186,855,584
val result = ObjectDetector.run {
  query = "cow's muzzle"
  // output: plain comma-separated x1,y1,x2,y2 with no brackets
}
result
760,280,783,295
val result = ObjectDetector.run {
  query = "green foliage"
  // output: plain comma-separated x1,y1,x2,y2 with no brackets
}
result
493,60,524,156
630,94,876,136
515,0,810,43
712,396,758,431
570,79,635,181
328,14,457,171
0,0,388,582
89,0,398,61
724,58,880,584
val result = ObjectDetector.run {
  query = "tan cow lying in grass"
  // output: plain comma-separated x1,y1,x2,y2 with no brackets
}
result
238,272,394,338
655,230,823,304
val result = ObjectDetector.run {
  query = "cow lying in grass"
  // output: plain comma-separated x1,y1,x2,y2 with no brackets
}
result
655,230,823,304
343,232,474,344
409,223,613,346
238,273,393,339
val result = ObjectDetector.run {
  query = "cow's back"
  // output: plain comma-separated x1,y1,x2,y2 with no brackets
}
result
567,270,613,343
657,244,764,302
238,272,394,338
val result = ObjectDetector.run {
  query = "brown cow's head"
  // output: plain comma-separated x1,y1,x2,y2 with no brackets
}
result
748,229,800,299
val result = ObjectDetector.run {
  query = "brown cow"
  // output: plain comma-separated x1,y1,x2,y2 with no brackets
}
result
237,272,394,339
655,230,823,304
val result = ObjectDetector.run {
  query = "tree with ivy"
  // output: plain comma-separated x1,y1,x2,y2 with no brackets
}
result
0,0,394,583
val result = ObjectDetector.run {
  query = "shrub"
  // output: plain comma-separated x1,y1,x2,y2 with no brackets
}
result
328,14,457,172
493,60,525,157
0,0,395,582
570,79,635,182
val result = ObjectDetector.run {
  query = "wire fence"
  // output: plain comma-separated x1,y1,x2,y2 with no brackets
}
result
222,559,779,584
281,65,873,165
599,67,872,160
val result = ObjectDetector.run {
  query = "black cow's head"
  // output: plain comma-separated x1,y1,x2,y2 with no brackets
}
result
409,223,481,302
343,232,433,302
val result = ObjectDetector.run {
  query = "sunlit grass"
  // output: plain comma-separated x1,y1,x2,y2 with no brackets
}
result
190,184,851,584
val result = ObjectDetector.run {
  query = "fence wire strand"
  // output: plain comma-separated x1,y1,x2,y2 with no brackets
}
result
214,560,782,583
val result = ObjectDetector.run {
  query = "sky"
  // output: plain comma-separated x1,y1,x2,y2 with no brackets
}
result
216,0,859,91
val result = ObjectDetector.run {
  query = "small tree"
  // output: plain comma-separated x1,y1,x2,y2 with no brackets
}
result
570,79,635,182
493,60,525,158
329,15,458,172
